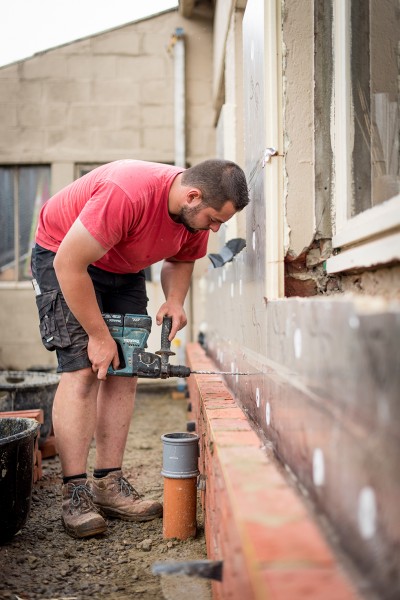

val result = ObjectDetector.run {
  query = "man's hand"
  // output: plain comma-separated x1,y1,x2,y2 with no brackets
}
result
158,259,194,340
87,333,120,380
156,302,187,341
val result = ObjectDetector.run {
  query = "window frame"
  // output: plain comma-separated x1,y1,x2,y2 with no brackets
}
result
326,0,400,274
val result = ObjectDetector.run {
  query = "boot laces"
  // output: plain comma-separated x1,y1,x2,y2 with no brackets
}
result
70,484,97,511
118,476,142,499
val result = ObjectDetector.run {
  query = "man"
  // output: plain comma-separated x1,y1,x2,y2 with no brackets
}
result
31,158,249,539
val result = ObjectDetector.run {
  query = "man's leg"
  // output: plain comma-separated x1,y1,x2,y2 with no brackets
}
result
94,376,137,468
52,368,108,538
52,368,99,476
91,375,162,521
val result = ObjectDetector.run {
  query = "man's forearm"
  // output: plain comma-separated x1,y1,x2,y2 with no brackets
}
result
160,260,194,306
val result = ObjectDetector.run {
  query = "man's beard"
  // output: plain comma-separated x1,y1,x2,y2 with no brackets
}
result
175,204,208,233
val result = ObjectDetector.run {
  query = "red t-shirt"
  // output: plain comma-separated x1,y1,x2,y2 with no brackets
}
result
35,160,209,274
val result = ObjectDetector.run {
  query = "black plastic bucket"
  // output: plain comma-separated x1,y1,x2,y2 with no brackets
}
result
0,371,59,445
0,417,41,543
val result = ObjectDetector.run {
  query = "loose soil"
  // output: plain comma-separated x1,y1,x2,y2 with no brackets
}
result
0,384,211,600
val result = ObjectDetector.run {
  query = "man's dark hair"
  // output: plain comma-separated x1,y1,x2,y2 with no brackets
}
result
182,159,250,211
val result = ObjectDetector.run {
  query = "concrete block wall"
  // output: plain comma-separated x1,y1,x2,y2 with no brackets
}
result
0,8,215,169
186,343,362,600
0,286,54,371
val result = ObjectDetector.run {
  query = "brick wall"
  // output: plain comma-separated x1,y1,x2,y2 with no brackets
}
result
186,342,361,600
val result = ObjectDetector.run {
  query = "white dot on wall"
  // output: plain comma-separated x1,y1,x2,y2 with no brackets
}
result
294,328,302,359
358,487,377,539
222,270,226,282
231,362,235,375
349,315,360,329
266,401,271,426
218,276,222,288
239,279,243,295
252,230,256,251
220,352,224,364
312,448,325,486
251,40,255,61
231,283,234,298
256,387,260,408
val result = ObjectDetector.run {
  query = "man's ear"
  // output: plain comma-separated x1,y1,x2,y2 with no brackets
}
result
185,188,203,207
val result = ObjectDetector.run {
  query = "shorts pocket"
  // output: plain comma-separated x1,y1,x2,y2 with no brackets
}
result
36,290,71,351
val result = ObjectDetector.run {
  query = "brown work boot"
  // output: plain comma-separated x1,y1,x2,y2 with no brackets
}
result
62,479,107,539
91,470,163,522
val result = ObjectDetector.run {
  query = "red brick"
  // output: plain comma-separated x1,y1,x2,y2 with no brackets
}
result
261,567,359,600
0,408,44,423
218,446,284,488
40,435,58,459
209,418,252,432
206,407,247,419
203,399,237,408
245,518,334,565
33,449,42,483
213,430,261,447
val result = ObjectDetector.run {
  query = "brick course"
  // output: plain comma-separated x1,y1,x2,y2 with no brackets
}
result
186,343,360,600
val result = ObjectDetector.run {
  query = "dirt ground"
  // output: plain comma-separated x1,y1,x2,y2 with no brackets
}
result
0,383,211,600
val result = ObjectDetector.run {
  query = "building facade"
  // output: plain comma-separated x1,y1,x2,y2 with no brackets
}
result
0,1,399,597
188,1,399,598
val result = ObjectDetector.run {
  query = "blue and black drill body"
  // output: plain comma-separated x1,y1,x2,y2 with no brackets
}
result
103,313,191,379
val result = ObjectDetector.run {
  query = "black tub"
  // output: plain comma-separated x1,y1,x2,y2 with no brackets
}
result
0,417,41,543
0,371,59,445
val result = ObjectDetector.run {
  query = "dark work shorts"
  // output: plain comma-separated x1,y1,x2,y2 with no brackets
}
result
31,244,148,373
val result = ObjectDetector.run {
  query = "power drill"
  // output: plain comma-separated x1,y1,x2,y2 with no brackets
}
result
103,313,191,379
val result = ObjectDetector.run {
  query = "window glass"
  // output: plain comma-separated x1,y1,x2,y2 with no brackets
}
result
0,168,15,280
352,0,400,217
0,166,50,281
75,164,103,179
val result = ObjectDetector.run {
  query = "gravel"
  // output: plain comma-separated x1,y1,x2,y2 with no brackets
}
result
0,384,211,600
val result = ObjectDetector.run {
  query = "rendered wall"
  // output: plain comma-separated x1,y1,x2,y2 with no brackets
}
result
195,0,400,598
0,9,214,169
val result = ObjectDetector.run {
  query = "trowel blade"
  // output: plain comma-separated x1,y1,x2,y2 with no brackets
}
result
152,559,223,581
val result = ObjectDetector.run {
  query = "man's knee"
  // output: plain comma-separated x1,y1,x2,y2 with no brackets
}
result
100,375,138,395
59,368,99,396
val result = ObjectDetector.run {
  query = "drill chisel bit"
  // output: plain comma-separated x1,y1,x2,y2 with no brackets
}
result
190,370,257,376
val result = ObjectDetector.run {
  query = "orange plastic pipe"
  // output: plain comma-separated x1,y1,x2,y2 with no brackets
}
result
163,476,197,540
